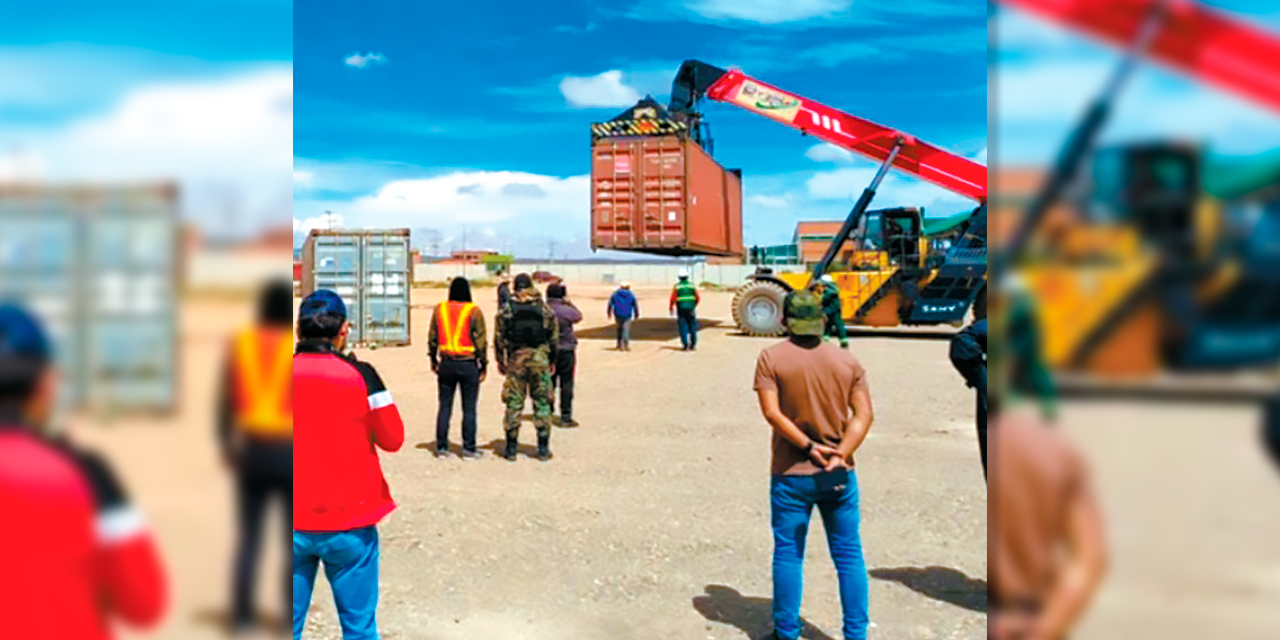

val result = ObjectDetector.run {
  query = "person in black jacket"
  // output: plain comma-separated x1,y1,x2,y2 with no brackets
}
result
949,318,987,478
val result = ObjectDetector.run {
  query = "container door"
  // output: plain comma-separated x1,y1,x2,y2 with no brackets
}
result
310,234,363,344
640,137,688,249
0,203,82,408
84,198,178,412
592,140,640,249
362,232,410,346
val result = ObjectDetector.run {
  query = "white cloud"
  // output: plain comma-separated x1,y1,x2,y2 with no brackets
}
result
344,52,387,68
559,70,642,109
748,194,793,208
294,212,344,233
0,67,292,237
685,0,852,23
972,147,987,164
293,170,315,186
807,165,975,215
301,170,590,228
804,142,855,164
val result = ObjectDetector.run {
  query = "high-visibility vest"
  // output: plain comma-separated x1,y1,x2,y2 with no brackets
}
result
675,281,698,309
437,301,478,357
232,328,292,438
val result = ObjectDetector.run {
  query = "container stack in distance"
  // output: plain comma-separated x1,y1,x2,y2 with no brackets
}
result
300,228,412,347
590,97,744,258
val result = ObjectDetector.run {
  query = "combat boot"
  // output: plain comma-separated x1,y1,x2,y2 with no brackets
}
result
536,433,552,461
503,434,518,461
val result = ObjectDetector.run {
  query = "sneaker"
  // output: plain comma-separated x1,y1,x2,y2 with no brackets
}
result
434,447,450,459
561,418,580,428
460,449,484,460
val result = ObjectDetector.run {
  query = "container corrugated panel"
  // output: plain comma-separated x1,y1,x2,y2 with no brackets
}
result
0,185,178,414
590,135,743,257
302,229,411,347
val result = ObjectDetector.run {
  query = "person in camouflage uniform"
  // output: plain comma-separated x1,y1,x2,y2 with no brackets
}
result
494,273,560,461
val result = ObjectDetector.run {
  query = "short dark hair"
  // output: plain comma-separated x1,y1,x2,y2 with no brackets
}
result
546,283,566,299
298,312,345,339
513,273,533,291
259,278,295,327
449,277,473,303
0,355,46,407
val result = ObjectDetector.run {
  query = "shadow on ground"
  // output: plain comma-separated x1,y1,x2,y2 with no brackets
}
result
577,318,722,342
692,585,837,640
869,566,987,613
193,609,287,637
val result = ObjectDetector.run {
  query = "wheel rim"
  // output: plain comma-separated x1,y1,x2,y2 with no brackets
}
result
746,297,779,326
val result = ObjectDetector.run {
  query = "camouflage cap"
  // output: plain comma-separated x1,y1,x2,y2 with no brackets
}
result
783,290,826,336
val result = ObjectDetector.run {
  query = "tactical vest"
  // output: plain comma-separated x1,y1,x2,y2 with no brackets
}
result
509,299,548,349
436,301,477,357
232,328,292,438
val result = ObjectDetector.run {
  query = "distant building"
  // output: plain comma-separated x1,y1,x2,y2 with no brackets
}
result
435,249,499,265
793,221,844,265
991,168,1077,244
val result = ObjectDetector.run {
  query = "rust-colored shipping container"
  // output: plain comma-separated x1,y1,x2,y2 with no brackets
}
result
591,135,743,257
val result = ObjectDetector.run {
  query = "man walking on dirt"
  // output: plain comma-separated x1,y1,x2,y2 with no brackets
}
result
428,277,488,459
293,290,405,640
546,282,582,428
607,281,639,352
753,290,874,640
495,273,559,461
670,268,701,351
219,278,294,635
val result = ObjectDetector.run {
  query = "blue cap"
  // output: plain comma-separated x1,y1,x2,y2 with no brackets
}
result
0,304,51,362
299,289,347,321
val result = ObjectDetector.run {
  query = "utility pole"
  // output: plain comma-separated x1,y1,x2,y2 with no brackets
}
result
548,240,555,263
324,210,334,231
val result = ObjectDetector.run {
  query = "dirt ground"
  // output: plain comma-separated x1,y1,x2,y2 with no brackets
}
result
292,284,989,640
64,284,1280,640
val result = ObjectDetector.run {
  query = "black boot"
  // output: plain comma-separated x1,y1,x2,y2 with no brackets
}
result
503,434,518,461
537,433,552,461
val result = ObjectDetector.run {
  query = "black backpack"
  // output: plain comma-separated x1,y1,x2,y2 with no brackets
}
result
509,299,548,348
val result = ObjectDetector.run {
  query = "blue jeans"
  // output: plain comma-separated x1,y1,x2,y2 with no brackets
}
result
677,309,698,349
771,471,868,640
293,527,380,640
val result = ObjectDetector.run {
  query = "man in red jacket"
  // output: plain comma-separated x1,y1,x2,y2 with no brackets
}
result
293,290,404,640
0,304,167,640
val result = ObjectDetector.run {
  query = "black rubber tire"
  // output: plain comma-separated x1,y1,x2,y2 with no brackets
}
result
732,280,790,337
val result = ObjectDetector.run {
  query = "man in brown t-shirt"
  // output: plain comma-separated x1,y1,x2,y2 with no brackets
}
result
753,290,874,640
990,409,1107,640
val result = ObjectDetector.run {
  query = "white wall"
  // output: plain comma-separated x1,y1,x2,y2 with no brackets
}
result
412,262,806,287
188,250,292,290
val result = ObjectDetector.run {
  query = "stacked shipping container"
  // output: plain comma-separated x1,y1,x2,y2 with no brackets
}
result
300,228,412,347
0,185,179,414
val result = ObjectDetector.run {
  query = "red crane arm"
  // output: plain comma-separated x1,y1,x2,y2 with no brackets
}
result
702,69,988,203
1002,0,1280,115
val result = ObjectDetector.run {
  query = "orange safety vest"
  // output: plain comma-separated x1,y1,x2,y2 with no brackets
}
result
436,301,477,358
232,327,292,438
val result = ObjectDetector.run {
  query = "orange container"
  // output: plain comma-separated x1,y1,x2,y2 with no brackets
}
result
591,135,743,257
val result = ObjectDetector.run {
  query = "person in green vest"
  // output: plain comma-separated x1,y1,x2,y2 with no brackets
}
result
814,274,849,348
995,274,1057,423
669,268,701,351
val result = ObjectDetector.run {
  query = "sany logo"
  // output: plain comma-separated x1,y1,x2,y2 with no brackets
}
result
803,108,850,138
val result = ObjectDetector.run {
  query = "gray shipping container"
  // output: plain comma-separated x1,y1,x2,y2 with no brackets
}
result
0,185,179,414
301,228,411,347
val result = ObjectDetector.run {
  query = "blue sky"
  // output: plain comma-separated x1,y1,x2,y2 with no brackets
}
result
0,1,292,239
994,0,1280,168
294,0,987,258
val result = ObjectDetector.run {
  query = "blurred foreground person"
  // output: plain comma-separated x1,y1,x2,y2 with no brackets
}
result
428,278,488,459
220,279,295,636
753,291,874,640
607,281,639,351
990,407,1107,640
949,318,987,478
293,291,405,640
669,268,701,351
494,274,559,461
0,305,166,639
546,283,582,428
1265,394,1280,473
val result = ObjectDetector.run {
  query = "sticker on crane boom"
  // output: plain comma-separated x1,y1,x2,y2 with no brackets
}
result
731,80,802,122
